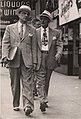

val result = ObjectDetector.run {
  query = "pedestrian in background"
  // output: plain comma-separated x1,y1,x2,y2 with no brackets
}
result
36,10,63,106
32,18,41,29
1,5,37,116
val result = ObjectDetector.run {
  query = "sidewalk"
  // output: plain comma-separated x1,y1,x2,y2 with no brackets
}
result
0,66,81,119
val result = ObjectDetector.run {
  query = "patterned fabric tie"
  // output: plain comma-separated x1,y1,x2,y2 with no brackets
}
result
19,24,23,40
42,28,48,46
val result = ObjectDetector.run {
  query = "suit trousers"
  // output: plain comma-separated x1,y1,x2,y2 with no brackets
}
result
40,52,53,100
9,68,20,108
9,54,34,110
34,65,46,103
21,60,34,110
34,52,49,103
45,69,52,97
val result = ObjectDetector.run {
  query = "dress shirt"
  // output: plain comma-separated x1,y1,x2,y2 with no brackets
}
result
41,27,49,51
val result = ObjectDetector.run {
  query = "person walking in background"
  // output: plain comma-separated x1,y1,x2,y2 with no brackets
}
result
1,5,37,116
32,18,41,29
36,10,63,107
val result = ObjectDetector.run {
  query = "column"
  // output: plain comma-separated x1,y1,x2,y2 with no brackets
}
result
79,23,81,79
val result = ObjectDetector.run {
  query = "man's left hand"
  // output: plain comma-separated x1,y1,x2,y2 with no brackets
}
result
55,53,61,61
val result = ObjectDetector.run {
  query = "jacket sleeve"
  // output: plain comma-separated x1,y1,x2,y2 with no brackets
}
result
2,25,11,59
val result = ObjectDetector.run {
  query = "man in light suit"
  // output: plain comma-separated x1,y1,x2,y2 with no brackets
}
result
2,5,37,116
36,10,63,106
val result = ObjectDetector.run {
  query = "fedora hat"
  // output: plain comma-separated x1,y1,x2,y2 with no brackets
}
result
40,10,53,21
16,5,31,15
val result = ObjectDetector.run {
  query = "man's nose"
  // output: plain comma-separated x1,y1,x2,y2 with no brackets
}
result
25,13,29,17
25,14,28,17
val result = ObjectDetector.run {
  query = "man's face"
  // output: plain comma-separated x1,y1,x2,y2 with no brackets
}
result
41,16,50,28
34,21,41,28
18,10,30,23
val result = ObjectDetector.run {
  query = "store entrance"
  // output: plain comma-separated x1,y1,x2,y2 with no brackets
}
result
73,23,79,75
55,22,79,76
68,23,79,75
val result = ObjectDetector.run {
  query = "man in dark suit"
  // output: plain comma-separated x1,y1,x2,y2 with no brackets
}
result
1,5,37,116
36,10,63,106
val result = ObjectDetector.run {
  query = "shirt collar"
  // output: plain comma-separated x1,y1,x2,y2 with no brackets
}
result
41,26,49,31
18,20,28,27
18,21,23,28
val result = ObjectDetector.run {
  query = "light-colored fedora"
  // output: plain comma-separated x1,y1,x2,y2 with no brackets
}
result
40,10,53,21
16,5,32,15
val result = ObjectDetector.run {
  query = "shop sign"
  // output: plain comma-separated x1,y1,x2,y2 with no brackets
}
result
0,0,29,21
59,0,80,25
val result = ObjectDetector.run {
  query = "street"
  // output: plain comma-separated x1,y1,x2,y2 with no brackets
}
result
0,66,81,119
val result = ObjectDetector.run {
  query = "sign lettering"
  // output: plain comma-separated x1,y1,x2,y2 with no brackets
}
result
0,0,29,17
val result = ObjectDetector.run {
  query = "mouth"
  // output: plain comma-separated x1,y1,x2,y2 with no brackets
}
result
23,17,28,21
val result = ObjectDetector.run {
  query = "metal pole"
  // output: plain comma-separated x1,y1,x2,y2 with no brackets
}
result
79,23,81,79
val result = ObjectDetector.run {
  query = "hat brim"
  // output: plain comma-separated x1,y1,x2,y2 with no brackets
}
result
16,8,32,15
40,14,52,21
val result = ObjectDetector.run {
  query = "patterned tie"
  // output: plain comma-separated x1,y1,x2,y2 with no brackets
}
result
42,28,48,46
19,24,23,40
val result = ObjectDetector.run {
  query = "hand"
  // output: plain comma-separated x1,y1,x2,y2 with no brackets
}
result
55,53,61,61
1,57,10,67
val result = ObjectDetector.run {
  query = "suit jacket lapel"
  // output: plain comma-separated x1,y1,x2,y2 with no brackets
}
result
12,22,20,40
37,28,42,50
48,28,53,50
22,24,28,40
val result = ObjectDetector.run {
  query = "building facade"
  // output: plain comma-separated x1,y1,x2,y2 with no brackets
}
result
56,0,81,76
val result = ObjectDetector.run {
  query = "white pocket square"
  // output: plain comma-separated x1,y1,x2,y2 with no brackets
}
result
29,33,33,37
53,36,56,40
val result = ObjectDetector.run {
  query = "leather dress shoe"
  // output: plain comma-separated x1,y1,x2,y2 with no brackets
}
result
45,102,48,108
40,102,47,112
24,106,33,116
13,107,20,111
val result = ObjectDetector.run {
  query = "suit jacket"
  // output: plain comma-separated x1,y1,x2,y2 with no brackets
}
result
36,26,63,70
2,22,37,68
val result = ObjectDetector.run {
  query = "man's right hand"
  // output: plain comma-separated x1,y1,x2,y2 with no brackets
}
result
1,57,10,67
